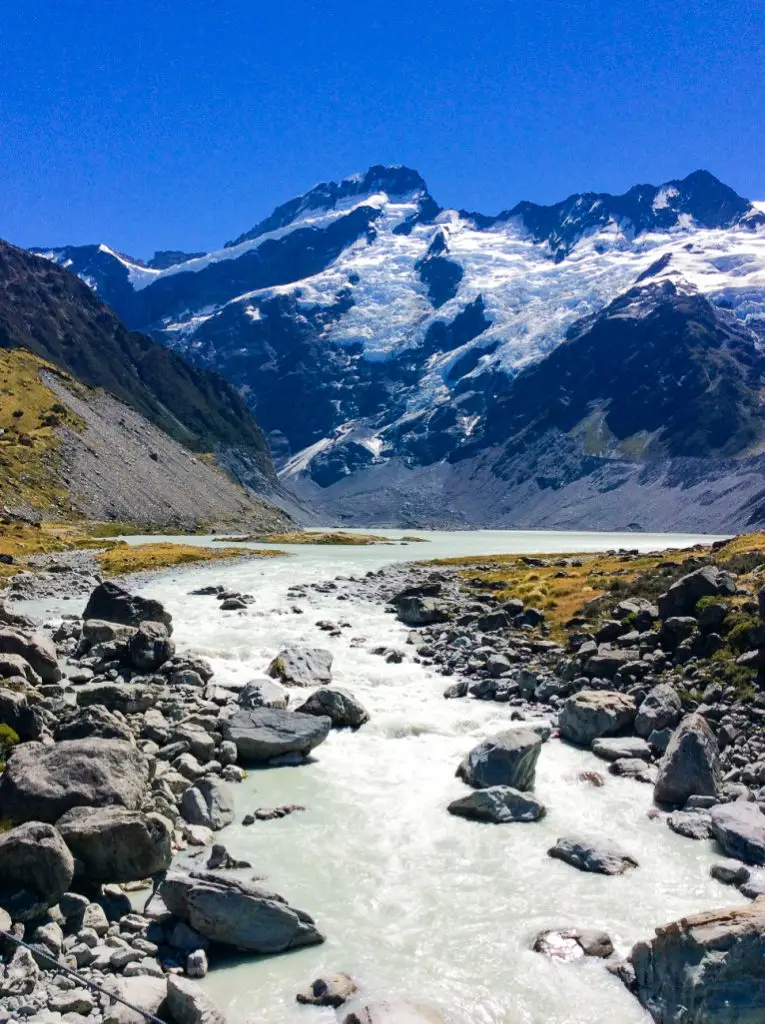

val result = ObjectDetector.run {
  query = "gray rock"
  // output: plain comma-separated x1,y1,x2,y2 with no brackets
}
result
591,736,652,762
609,758,657,782
166,974,227,1024
456,729,542,791
0,653,41,687
447,786,546,823
295,686,370,728
128,622,175,671
635,683,683,738
657,566,736,619
558,690,636,746
56,806,172,882
221,707,331,763
533,927,614,961
0,627,60,683
0,686,47,741
626,899,765,1022
710,860,751,886
583,649,636,680
187,949,208,979
297,973,358,1008
83,581,172,632
267,648,333,687
667,810,713,840
160,871,324,953
81,619,137,647
394,597,451,626
55,705,134,744
76,682,163,715
343,1002,443,1024
654,713,721,807
0,822,74,921
237,677,289,710
0,738,150,823
180,778,235,831
711,802,765,866
548,836,638,875
101,975,167,1024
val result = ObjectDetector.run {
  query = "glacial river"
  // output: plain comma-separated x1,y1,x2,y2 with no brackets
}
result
40,530,748,1022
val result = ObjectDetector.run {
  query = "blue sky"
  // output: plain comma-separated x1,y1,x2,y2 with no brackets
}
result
2,0,763,259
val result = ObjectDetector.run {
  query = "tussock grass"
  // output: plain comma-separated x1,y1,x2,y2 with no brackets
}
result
96,541,288,576
220,530,392,546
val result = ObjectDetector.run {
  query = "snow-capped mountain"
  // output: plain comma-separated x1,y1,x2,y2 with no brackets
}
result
32,166,765,530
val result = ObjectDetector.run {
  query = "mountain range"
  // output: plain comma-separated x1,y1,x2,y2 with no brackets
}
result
29,165,765,531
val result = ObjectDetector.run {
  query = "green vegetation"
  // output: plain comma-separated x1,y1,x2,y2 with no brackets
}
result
0,724,20,771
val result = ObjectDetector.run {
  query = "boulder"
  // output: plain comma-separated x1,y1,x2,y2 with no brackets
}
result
221,707,331,763
657,566,736,620
84,581,172,633
128,622,175,671
634,683,682,738
591,736,651,762
160,871,324,953
394,596,452,626
583,649,636,680
0,686,47,741
710,803,765,866
56,806,172,882
180,778,235,831
533,927,614,961
0,628,60,683
667,810,713,840
447,786,546,823
55,705,134,744
297,973,358,1008
267,647,332,687
548,836,638,875
625,900,765,1022
0,738,150,823
343,1003,443,1024
166,974,226,1024
558,690,636,746
0,821,74,921
81,619,137,647
0,599,37,631
76,682,163,715
237,677,289,710
710,860,751,887
295,686,370,729
653,713,721,807
456,729,542,791
102,975,168,1024
0,653,42,687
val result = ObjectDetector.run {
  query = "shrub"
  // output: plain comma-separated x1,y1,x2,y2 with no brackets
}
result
0,723,19,770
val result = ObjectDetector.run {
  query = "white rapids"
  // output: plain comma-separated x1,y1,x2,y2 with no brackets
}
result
61,530,750,1022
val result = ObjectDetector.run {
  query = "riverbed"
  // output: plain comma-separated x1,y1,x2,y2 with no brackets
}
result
28,529,743,1023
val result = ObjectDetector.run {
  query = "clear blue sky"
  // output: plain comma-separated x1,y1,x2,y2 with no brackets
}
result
2,0,763,259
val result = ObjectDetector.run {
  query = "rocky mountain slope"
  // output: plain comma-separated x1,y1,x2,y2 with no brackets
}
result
0,242,291,528
32,167,765,530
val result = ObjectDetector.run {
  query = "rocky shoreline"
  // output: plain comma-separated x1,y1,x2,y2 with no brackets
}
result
0,540,765,1023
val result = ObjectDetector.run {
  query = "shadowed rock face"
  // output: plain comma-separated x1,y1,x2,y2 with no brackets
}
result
221,707,331,763
456,729,542,791
56,806,173,883
0,822,74,922
653,712,722,807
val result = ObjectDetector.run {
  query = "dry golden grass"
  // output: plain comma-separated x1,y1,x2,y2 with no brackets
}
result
96,541,288,576
224,530,392,546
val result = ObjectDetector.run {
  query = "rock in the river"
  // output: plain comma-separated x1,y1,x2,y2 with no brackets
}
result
548,836,638,875
166,974,227,1024
634,683,683,738
84,581,173,632
295,686,370,729
0,821,74,921
667,810,713,840
0,738,150,823
624,899,765,1022
267,647,333,687
710,803,765,866
221,707,331,763
160,871,324,953
447,786,546,823
456,729,542,791
237,678,289,710
343,1003,443,1024
710,860,751,887
128,621,175,671
558,690,636,746
0,627,60,683
297,973,358,1008
533,927,614,961
394,596,452,626
56,806,172,882
180,778,235,831
653,713,721,807
591,737,651,762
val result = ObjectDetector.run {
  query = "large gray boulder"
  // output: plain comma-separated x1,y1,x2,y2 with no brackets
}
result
56,806,172,883
0,653,42,687
83,581,173,633
447,786,546,823
394,596,452,626
0,628,60,683
221,707,331,763
55,705,134,744
0,739,150,823
625,900,765,1022
160,871,324,953
128,622,175,671
710,803,765,866
102,976,168,1024
295,686,370,729
653,713,721,807
548,836,638,875
0,687,48,741
267,648,332,687
166,974,226,1024
180,778,235,831
76,682,163,715
634,683,682,738
583,648,636,680
558,690,636,746
237,677,288,710
0,821,74,921
456,729,542,791
591,736,651,762
657,566,736,619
